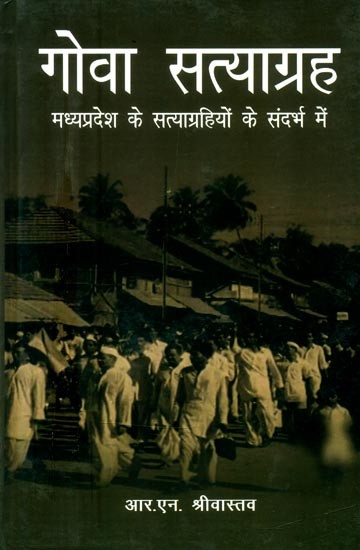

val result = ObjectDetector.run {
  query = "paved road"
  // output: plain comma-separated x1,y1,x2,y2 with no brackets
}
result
2,408,360,550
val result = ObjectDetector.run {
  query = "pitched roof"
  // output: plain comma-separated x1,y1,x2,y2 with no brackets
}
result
5,207,94,244
4,272,61,301
239,300,300,321
170,236,259,279
4,273,89,326
168,293,221,316
5,298,89,326
170,236,308,289
56,208,199,273
123,288,186,309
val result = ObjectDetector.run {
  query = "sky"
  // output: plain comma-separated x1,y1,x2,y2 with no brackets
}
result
3,0,360,245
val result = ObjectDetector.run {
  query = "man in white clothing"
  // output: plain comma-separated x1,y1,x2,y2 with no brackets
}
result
209,337,236,383
128,336,153,441
5,342,46,481
278,341,317,440
143,327,167,376
152,342,191,427
84,346,140,487
176,340,228,487
237,333,284,447
303,332,328,396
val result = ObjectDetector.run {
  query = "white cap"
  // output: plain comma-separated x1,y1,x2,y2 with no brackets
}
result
99,345,119,358
287,341,301,354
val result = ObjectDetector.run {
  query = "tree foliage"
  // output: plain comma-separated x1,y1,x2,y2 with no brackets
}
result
147,186,211,243
202,174,257,240
147,175,257,244
79,173,136,228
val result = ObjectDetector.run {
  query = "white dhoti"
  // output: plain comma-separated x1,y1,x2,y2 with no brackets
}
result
87,412,135,487
238,347,283,446
311,372,322,396
241,398,275,447
177,363,228,485
179,428,217,484
5,438,32,472
230,371,239,418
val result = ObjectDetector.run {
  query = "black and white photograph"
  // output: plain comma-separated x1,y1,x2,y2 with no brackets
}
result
2,1,360,548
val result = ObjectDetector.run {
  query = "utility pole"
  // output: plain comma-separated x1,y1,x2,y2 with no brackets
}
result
257,214,264,324
161,166,168,322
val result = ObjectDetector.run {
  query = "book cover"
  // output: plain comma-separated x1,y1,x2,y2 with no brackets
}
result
2,1,360,549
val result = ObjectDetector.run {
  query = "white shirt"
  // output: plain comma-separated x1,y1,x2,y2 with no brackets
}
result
144,339,167,375
179,363,228,438
209,351,235,381
280,357,314,407
5,363,46,440
303,344,328,379
238,347,283,401
95,365,134,443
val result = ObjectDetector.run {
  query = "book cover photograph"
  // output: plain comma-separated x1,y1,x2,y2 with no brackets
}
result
2,1,360,548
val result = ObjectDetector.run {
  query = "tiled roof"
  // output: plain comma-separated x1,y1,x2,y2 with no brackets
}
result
56,208,199,273
5,298,89,326
5,207,95,244
171,236,308,289
168,293,221,316
4,273,89,326
170,235,259,278
124,288,186,308
4,272,60,301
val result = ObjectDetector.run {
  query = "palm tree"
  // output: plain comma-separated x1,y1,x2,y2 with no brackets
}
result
79,173,136,227
147,186,211,244
203,174,257,241
170,187,207,237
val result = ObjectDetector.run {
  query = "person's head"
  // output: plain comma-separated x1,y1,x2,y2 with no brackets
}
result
84,336,98,357
165,343,183,368
190,340,213,372
148,327,158,342
334,340,343,351
65,326,76,339
12,342,30,366
320,333,329,344
15,330,24,342
306,332,314,346
286,341,301,361
136,336,146,353
320,387,338,408
98,346,118,372
101,335,115,346
214,335,227,351
247,332,259,351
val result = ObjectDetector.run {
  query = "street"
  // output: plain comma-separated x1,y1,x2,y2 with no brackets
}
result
2,415,360,550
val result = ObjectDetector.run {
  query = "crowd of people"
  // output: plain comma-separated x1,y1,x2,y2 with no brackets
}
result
4,322,360,488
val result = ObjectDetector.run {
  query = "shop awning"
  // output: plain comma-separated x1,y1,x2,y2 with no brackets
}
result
168,294,222,317
124,288,186,309
5,298,89,327
296,308,327,319
5,272,89,327
236,300,300,321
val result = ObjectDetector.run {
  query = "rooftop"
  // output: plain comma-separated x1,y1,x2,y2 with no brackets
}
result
56,208,199,274
5,207,94,245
